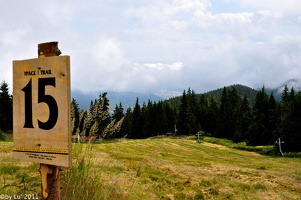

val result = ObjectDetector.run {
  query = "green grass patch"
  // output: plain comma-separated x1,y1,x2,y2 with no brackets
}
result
253,182,267,190
202,136,277,156
0,131,13,142
0,164,21,175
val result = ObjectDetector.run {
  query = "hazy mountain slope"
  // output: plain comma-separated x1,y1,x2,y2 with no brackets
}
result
166,84,258,108
266,79,301,100
72,90,164,110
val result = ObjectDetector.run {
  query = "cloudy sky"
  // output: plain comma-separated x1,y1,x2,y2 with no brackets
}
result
1,0,301,96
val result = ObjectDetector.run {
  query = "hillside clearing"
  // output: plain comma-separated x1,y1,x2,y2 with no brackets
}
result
1,137,300,199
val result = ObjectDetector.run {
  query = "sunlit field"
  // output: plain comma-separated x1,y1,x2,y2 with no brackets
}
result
1,136,300,200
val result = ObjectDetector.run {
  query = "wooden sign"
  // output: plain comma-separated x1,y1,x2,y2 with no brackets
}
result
13,56,71,167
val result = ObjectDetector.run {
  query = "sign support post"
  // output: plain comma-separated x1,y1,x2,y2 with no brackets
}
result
37,41,62,200
13,41,71,200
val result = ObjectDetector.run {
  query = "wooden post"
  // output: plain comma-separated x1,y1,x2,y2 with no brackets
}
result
38,41,61,200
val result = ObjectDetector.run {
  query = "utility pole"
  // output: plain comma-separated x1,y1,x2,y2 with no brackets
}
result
275,138,284,156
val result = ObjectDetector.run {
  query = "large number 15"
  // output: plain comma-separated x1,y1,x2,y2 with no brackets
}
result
22,77,58,130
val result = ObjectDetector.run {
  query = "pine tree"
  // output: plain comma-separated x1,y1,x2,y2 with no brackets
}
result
71,98,80,135
233,95,251,142
97,92,111,136
215,87,229,138
0,81,13,132
154,101,168,135
112,103,125,138
247,86,271,146
215,87,240,139
207,97,218,135
281,85,289,104
279,85,291,144
177,88,201,135
84,101,95,136
121,107,132,138
79,92,123,140
163,102,176,134
102,117,124,139
78,110,87,134
187,89,201,134
280,88,301,151
289,87,295,102
266,93,280,143
142,100,154,137
198,94,209,133
177,90,190,135
131,98,143,138
112,103,124,121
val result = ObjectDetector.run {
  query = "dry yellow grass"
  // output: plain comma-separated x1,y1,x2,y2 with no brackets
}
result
1,137,301,200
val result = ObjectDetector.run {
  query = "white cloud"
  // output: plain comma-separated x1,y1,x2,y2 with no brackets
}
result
213,12,253,23
0,0,301,95
143,62,183,71
71,37,130,92
1,29,30,46
239,0,301,15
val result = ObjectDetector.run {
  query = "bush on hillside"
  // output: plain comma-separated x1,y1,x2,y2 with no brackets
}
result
0,130,5,141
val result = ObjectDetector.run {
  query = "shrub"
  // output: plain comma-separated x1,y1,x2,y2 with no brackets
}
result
0,130,5,141
283,152,301,158
0,164,21,175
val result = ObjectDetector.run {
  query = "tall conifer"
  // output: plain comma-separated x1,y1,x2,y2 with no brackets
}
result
0,81,12,132
215,87,239,139
233,95,251,143
177,90,190,135
247,86,271,145
280,88,301,151
131,98,143,138
71,98,80,135
112,103,125,138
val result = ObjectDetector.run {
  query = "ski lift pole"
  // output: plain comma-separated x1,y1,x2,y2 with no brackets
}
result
275,138,284,156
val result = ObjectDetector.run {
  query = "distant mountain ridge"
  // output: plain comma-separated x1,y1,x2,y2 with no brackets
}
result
203,84,258,104
166,84,259,108
72,79,301,111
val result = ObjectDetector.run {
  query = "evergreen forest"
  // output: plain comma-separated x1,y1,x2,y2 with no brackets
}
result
1,80,301,152
70,85,301,152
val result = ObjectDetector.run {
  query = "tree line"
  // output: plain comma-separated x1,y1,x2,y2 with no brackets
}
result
71,92,123,140
71,85,301,152
173,86,301,152
1,79,300,152
71,95,176,140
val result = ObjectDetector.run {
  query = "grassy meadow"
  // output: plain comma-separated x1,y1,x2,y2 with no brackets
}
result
0,135,301,200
